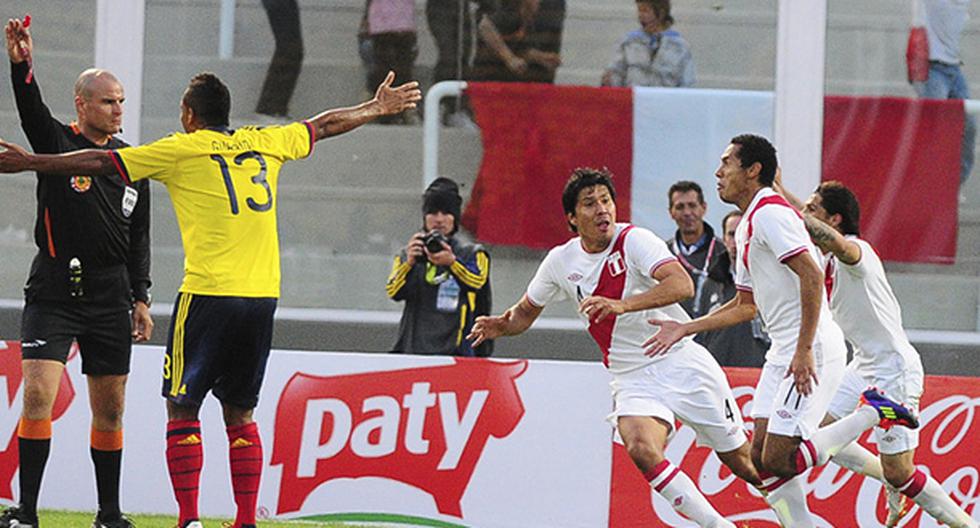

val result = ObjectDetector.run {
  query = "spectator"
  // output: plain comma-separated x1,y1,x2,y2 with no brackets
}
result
705,209,769,367
256,0,304,119
663,181,764,367
387,178,493,356
913,0,976,187
471,0,563,83
426,0,497,122
363,0,420,124
601,0,694,87
665,181,727,320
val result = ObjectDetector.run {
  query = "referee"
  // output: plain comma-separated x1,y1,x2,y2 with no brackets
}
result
2,18,151,528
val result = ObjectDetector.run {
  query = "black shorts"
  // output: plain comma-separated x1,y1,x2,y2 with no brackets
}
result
20,299,132,376
162,292,277,409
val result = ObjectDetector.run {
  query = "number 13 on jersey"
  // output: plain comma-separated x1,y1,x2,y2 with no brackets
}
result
210,151,273,215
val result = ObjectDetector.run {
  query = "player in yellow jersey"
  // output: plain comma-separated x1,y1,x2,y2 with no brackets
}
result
0,70,421,528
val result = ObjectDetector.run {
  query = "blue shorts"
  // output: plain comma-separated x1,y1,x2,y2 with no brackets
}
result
162,292,277,409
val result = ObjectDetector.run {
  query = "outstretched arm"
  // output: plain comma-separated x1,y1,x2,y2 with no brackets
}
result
306,71,421,140
467,295,543,347
0,139,116,175
643,289,756,356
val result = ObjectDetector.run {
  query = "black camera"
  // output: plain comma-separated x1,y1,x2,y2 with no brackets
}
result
423,230,449,254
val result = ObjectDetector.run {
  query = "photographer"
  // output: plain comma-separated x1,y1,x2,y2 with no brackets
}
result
387,178,493,356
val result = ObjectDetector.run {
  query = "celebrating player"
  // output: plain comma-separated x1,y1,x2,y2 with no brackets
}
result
776,179,977,528
645,135,919,527
470,167,770,528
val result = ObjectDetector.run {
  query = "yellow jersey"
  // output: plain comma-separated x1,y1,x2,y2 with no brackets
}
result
111,122,315,297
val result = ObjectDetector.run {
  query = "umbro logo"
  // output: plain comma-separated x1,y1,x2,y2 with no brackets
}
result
776,410,793,420
567,273,583,282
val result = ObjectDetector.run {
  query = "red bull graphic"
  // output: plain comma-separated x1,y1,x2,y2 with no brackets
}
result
610,368,980,527
0,341,76,500
271,359,528,517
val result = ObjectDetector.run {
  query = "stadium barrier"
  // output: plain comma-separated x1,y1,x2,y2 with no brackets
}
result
0,340,977,527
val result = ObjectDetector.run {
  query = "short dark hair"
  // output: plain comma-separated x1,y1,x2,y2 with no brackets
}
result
562,167,616,232
668,181,705,207
183,72,231,127
637,0,675,27
721,209,743,233
730,134,778,186
815,180,861,236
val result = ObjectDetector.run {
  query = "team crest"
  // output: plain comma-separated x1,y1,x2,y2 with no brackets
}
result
70,176,92,193
606,251,626,277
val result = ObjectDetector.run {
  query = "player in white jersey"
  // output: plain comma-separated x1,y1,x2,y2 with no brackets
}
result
646,134,918,527
781,180,976,528
469,168,764,528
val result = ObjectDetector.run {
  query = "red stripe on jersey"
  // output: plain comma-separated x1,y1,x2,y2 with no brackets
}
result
824,258,835,301
108,151,131,184
587,225,634,368
43,207,56,258
742,194,804,272
302,120,316,157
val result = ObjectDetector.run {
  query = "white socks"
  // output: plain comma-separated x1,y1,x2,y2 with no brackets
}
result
646,460,735,528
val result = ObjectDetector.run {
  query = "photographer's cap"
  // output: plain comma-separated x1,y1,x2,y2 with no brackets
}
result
423,177,462,232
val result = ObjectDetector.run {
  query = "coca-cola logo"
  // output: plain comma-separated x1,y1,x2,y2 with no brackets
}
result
611,368,980,527
0,341,76,500
271,359,528,517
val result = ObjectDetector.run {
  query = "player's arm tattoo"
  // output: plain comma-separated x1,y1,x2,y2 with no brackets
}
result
803,214,861,265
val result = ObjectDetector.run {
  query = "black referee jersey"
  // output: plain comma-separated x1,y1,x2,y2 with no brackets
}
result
10,60,150,309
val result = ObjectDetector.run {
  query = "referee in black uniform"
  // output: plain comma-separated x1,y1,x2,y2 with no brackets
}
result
2,18,151,528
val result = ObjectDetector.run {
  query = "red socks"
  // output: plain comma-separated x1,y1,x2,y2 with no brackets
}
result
166,419,203,526
227,422,263,527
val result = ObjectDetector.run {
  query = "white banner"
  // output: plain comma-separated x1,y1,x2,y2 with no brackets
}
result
0,342,613,527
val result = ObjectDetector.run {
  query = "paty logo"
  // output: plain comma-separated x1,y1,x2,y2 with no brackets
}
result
0,341,75,500
271,359,528,517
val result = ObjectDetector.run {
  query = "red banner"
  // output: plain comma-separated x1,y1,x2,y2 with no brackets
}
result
462,83,633,250
610,368,980,527
822,96,962,264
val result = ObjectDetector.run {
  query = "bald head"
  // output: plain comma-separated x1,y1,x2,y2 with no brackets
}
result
74,69,121,99
73,68,125,144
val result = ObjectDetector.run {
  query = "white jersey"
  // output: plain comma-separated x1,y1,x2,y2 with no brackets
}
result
527,223,692,374
826,237,920,369
734,188,846,366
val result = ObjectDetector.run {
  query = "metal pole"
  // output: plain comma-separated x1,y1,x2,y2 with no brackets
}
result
455,0,466,113
424,81,468,188
219,0,236,59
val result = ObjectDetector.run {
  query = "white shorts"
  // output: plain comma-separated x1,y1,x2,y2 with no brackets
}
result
608,341,747,453
826,353,924,455
752,356,846,439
